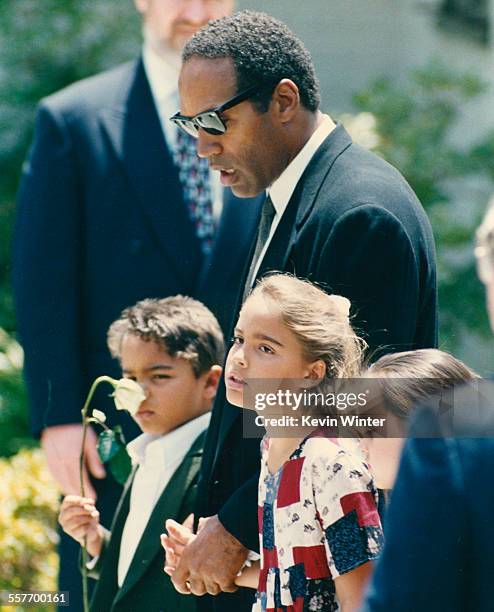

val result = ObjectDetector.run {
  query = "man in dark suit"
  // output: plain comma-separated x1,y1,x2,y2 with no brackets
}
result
167,11,437,610
12,0,260,606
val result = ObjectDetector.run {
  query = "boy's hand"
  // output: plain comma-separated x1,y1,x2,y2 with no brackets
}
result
58,495,104,558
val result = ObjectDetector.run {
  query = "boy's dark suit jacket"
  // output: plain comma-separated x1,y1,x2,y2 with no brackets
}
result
89,430,206,612
195,125,438,610
363,380,494,612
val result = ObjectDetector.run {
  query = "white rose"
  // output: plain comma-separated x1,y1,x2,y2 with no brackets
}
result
112,378,146,416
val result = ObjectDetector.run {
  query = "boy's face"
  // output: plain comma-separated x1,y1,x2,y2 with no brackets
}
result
119,333,219,435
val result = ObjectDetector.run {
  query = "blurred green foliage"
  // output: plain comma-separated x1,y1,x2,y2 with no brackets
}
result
0,329,32,457
354,60,494,350
0,448,60,609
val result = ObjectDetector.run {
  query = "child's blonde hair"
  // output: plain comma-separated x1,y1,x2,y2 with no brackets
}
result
247,273,365,379
365,348,479,419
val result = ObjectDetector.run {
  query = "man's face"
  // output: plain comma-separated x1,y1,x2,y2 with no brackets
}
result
178,57,287,197
135,0,234,53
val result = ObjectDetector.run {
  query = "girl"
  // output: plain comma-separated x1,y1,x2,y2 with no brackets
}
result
359,348,478,490
225,274,383,612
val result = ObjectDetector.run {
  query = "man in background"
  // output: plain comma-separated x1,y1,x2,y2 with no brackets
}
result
13,1,259,607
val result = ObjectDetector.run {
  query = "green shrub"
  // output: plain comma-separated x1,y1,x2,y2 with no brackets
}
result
353,60,494,349
0,448,59,611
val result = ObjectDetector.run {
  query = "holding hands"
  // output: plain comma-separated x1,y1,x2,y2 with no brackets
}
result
161,514,255,595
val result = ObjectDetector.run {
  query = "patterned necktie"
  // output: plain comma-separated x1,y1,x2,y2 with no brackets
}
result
243,195,276,299
173,128,215,255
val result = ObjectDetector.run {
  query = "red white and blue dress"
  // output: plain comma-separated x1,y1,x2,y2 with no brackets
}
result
252,434,383,611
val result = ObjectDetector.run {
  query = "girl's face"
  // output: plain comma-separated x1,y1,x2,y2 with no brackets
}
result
225,293,321,408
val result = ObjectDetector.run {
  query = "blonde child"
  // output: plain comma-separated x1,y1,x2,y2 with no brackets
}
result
165,274,383,611
359,348,478,490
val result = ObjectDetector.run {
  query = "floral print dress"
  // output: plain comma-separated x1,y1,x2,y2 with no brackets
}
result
252,433,384,611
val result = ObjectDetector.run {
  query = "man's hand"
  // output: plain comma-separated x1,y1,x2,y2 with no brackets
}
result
41,424,106,499
58,495,104,558
168,514,248,596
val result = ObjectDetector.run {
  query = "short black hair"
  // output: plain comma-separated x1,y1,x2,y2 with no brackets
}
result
107,296,224,377
183,10,320,113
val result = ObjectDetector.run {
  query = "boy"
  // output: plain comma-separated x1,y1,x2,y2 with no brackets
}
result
58,296,224,611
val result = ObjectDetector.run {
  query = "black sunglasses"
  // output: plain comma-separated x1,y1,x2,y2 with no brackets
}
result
170,83,268,138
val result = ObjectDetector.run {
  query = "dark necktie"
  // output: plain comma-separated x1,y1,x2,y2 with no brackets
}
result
243,195,276,300
173,128,215,255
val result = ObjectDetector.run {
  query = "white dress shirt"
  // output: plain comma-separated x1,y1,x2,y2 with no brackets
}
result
142,44,223,223
117,412,211,586
250,115,336,281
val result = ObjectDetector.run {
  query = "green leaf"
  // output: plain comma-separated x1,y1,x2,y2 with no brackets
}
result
108,447,132,485
97,429,121,463
97,426,132,484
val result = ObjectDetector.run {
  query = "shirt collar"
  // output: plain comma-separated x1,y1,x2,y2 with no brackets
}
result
142,41,181,105
268,114,335,217
127,412,211,467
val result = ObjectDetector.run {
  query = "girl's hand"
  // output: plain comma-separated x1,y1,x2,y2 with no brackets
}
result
58,494,103,558
161,519,196,575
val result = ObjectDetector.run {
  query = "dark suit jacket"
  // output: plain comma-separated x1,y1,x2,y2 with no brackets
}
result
195,125,437,611
363,380,494,612
89,430,206,612
13,58,261,441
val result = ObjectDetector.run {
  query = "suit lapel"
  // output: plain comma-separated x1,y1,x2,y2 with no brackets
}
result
259,125,353,277
99,59,202,286
113,432,205,604
89,467,136,610
213,125,354,462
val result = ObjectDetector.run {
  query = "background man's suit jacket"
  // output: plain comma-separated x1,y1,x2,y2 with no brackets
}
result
89,430,206,612
363,380,494,612
196,125,437,611
13,58,261,442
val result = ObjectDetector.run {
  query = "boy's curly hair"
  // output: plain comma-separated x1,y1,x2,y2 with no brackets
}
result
107,296,224,377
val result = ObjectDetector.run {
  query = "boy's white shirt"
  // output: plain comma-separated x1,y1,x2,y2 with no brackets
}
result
115,412,211,587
